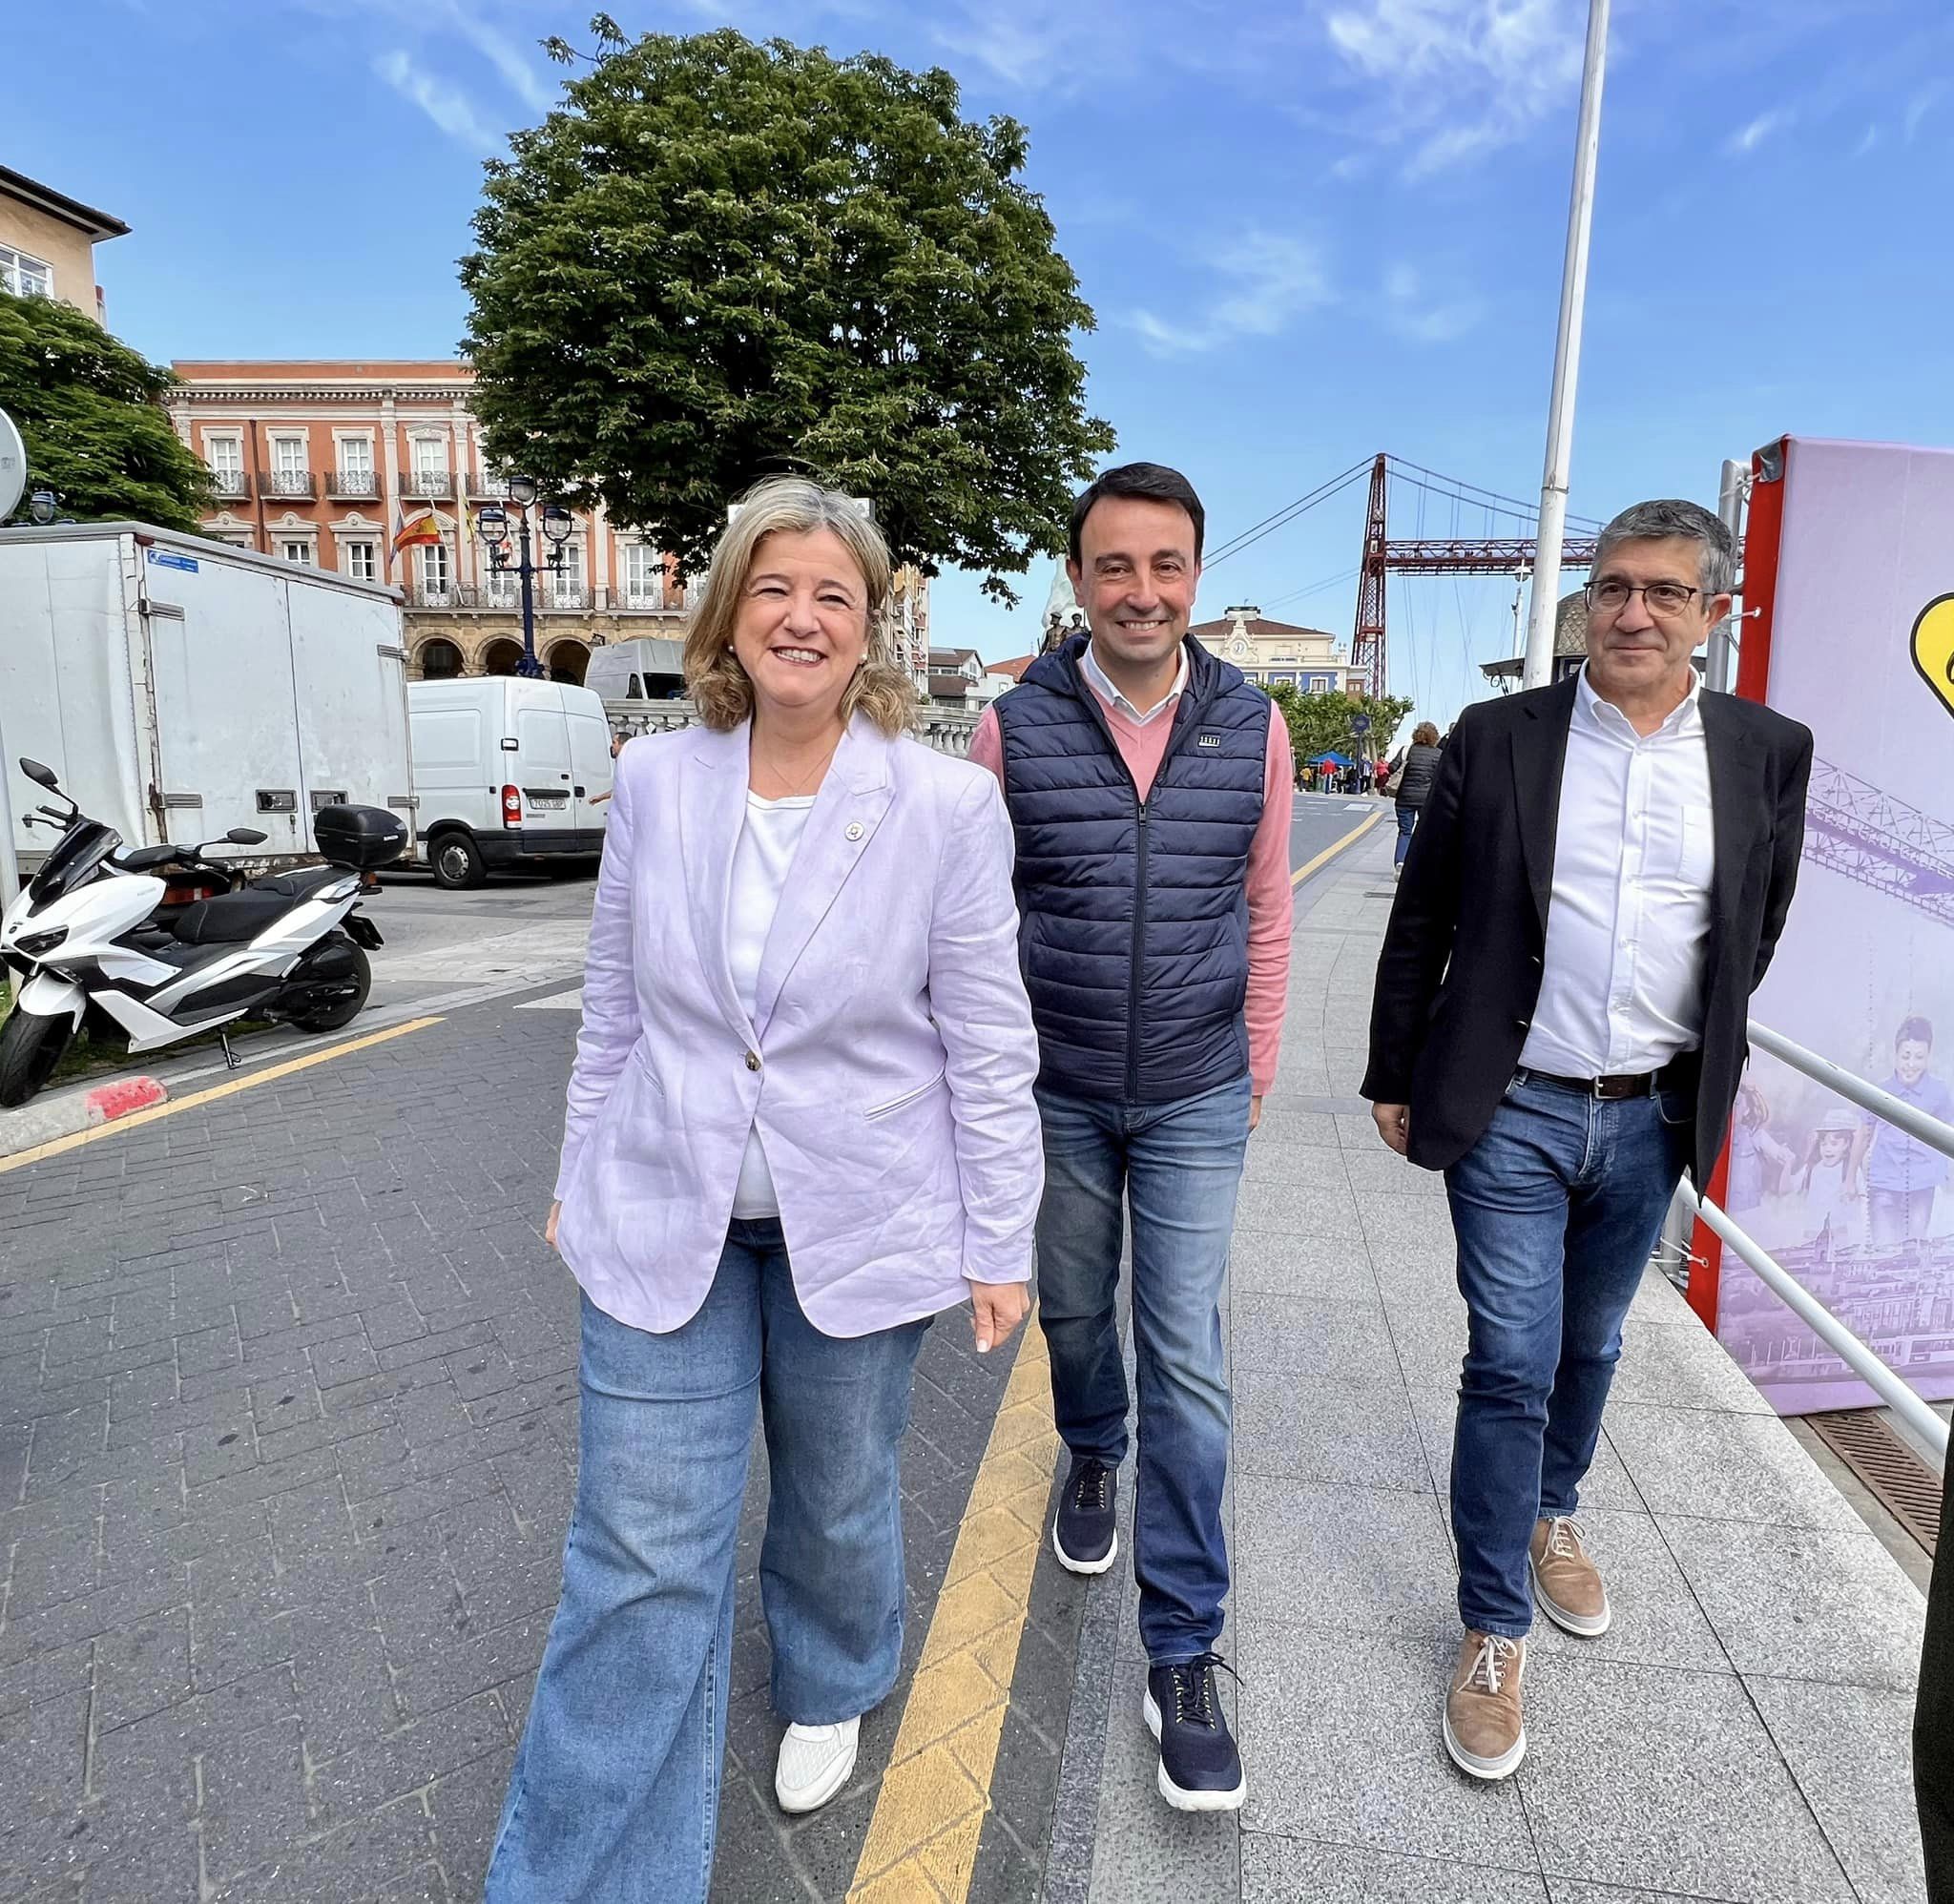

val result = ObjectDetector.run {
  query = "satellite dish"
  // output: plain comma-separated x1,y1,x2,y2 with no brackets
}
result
0,408,25,524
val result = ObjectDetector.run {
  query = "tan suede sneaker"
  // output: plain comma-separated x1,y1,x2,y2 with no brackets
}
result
1529,1516,1611,1637
1444,1631,1527,1780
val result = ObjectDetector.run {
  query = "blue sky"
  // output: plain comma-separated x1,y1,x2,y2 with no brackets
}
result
14,0,1954,730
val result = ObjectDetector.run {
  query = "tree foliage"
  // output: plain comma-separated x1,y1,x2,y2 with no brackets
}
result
1261,683,1416,774
0,292,213,532
460,20,1114,598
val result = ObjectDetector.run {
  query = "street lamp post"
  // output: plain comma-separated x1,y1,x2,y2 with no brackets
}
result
474,477,573,679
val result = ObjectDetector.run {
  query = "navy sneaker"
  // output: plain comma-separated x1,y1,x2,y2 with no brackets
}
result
1051,1456,1118,1574
1144,1655,1246,1812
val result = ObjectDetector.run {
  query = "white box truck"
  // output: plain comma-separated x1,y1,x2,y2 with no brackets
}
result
406,677,613,888
0,523,415,880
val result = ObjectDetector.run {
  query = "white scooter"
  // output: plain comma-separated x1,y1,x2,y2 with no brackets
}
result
0,757,405,1107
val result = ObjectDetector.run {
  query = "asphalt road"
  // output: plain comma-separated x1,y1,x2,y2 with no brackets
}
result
1289,788,1389,879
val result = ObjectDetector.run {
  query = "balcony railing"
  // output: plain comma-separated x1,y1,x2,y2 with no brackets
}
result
259,470,316,500
401,471,455,500
208,470,249,501
327,470,381,500
468,472,511,500
540,587,593,612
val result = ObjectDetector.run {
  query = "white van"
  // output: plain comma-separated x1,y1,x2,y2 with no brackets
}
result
407,678,613,889
583,636,688,702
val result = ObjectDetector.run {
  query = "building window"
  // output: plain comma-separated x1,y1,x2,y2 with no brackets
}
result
206,436,245,496
485,563,517,606
408,437,449,496
620,543,661,606
280,540,314,566
0,245,52,299
272,435,308,476
337,437,374,486
343,541,377,583
1308,674,1333,692
415,542,450,599
548,543,585,606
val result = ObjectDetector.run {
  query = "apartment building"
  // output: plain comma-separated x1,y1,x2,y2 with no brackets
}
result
1188,606,1370,695
0,165,127,325
167,359,932,690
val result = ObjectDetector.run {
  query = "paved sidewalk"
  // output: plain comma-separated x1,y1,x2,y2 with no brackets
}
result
1046,827,1932,1903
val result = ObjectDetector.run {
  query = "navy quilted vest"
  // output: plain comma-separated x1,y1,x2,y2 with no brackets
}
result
993,633,1272,1104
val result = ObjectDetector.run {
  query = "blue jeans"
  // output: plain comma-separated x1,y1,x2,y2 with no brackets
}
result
1034,1075,1251,1663
1394,803,1420,864
485,1220,928,1904
1444,1073,1691,1639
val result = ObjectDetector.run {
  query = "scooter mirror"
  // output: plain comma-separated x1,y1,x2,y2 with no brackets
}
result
226,828,269,846
20,758,59,790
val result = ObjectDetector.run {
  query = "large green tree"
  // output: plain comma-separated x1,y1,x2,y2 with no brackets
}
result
460,18,1113,599
0,292,213,532
1263,683,1416,776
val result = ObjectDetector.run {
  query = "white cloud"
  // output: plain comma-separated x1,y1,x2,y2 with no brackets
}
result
1904,81,1946,142
373,48,505,154
1127,232,1334,357
1852,124,1881,157
450,12,558,116
1383,262,1483,342
1724,109,1790,155
1316,0,1586,176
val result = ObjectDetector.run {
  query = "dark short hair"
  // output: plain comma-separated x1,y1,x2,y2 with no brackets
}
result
1069,462,1205,566
1594,498,1736,597
1897,1015,1934,1047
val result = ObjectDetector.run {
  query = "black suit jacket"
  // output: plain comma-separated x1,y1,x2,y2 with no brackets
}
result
1362,673,1814,1190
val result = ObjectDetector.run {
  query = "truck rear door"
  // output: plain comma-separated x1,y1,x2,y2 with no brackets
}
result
287,577,416,854
568,705,613,837
140,548,308,858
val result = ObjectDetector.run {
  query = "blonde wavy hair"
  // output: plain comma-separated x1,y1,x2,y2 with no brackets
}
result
682,477,917,735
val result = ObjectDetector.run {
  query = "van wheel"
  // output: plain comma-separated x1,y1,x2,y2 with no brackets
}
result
0,1009,73,1108
431,833,486,890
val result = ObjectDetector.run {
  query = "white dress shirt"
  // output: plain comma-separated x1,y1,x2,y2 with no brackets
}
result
727,791,817,1217
1079,639,1190,726
1519,667,1716,1079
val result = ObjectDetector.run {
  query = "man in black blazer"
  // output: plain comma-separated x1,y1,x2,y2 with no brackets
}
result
1362,498,1812,1782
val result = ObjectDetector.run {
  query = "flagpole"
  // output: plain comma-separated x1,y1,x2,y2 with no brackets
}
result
1522,0,1611,690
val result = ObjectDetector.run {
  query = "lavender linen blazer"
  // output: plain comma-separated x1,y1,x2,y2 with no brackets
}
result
552,714,1044,1336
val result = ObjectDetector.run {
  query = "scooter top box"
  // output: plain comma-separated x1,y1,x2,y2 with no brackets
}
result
313,805,407,871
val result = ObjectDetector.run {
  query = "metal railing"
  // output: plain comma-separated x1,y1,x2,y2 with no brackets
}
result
208,471,249,500
327,470,381,500
1676,1014,1954,1462
259,470,316,499
401,471,455,499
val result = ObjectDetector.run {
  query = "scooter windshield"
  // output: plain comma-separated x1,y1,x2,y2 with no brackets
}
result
27,820,123,906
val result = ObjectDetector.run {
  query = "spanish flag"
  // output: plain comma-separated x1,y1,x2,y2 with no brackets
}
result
392,507,442,553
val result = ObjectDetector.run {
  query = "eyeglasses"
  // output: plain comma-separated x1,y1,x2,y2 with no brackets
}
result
1584,579,1705,617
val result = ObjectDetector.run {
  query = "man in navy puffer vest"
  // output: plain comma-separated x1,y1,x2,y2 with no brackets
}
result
970,464,1293,1813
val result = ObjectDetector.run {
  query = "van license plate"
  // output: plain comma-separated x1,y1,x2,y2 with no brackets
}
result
528,793,569,811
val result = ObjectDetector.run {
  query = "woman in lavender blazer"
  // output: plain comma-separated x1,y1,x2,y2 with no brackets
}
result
486,481,1043,1904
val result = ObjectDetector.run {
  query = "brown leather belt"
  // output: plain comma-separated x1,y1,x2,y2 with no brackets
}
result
1516,1066,1659,1102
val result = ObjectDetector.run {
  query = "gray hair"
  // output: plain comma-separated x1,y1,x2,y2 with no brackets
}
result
1592,498,1736,598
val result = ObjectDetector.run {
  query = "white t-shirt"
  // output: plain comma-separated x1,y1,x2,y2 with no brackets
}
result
727,791,817,1218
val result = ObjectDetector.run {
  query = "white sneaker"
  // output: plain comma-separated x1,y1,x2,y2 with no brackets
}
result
775,1715,860,1814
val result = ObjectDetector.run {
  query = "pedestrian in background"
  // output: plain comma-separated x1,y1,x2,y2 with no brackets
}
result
1390,719,1443,878
1364,498,1812,1781
970,462,1293,1813
488,478,1043,1904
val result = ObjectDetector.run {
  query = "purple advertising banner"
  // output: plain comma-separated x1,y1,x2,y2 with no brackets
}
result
1715,436,1954,1413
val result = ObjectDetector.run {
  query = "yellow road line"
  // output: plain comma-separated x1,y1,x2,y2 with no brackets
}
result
1290,806,1384,887
0,1016,443,1175
848,1322,1062,1903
